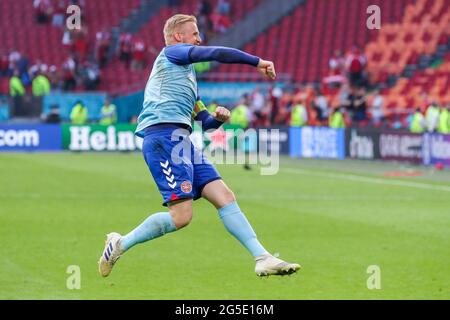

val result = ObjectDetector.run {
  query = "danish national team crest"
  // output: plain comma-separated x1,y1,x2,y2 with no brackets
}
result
181,181,192,193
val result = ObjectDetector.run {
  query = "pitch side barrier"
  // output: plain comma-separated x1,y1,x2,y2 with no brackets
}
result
0,124,449,168
344,127,450,168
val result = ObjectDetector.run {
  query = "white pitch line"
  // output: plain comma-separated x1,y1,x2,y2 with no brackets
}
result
284,168,450,193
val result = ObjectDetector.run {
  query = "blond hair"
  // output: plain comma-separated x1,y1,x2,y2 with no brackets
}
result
163,14,197,45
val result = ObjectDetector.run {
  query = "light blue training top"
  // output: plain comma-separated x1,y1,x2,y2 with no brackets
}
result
135,44,260,137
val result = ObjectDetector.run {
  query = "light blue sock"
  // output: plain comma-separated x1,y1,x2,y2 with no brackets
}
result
120,212,177,252
218,201,268,257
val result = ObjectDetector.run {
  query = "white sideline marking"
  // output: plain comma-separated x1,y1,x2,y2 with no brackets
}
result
284,168,450,193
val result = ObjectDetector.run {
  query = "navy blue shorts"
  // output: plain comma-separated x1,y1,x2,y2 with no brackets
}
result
142,126,221,206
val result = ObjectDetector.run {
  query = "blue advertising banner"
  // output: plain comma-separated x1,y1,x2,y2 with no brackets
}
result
423,133,450,168
289,127,345,159
0,124,62,151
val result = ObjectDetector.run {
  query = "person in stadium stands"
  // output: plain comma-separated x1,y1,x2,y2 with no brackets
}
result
99,14,300,278
409,108,425,133
437,104,449,134
52,0,66,27
369,89,385,127
43,105,61,124
70,100,88,125
131,37,147,71
425,103,440,133
118,33,133,68
48,65,61,91
99,98,117,126
250,86,267,127
0,51,10,76
313,89,329,121
207,100,218,114
329,50,345,76
343,87,368,126
290,101,308,127
230,95,252,170
32,70,51,97
62,55,77,91
80,61,100,91
95,29,111,68
9,70,26,117
345,46,367,88
34,0,53,24
329,106,346,129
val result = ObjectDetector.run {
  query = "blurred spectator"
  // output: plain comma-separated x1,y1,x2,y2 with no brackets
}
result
9,70,26,117
207,101,218,114
118,33,133,68
197,13,213,42
345,46,367,88
313,89,329,121
9,50,21,72
131,38,147,71
425,103,440,132
72,27,89,62
194,61,211,75
29,60,45,80
198,0,212,16
9,70,26,97
437,104,449,134
34,0,53,24
0,51,10,76
329,107,346,128
344,87,368,125
216,0,231,16
95,29,111,68
80,62,100,91
329,50,345,75
289,102,307,127
43,104,61,124
70,100,88,125
268,86,282,124
369,89,385,126
48,65,61,91
275,89,293,125
99,98,117,125
17,55,31,86
62,27,74,50
32,72,51,97
52,0,67,27
249,87,268,127
62,55,77,91
211,12,231,34
70,0,85,9
409,108,425,133
230,95,250,129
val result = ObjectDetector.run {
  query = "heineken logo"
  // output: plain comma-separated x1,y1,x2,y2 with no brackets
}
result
66,125,142,151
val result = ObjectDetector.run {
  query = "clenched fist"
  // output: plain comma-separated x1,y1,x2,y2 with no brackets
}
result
212,106,231,122
257,59,276,80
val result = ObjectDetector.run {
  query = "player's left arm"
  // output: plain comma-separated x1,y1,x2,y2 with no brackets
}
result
165,45,276,79
190,46,276,80
192,100,230,131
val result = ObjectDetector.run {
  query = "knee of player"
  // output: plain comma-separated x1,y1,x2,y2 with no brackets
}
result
223,188,236,204
170,208,193,229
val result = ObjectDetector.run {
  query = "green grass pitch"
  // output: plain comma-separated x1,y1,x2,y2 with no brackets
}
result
1,153,449,299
